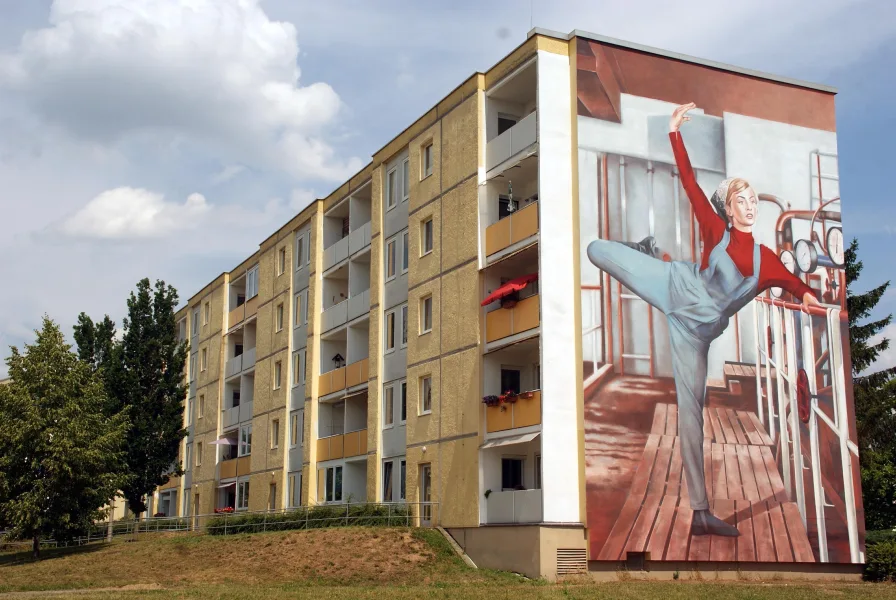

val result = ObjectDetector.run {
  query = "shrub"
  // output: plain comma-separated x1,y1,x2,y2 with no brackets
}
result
866,529,896,547
865,539,896,582
206,504,413,536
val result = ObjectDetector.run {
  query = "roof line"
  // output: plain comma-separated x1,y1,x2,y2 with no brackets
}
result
527,27,837,94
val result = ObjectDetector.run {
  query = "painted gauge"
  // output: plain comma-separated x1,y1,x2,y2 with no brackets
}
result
826,226,845,267
771,249,799,298
794,239,818,274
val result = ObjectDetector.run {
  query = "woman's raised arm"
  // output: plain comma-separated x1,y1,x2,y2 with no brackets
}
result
669,103,724,235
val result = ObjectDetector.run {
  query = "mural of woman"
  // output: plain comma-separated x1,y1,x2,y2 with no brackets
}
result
587,102,823,537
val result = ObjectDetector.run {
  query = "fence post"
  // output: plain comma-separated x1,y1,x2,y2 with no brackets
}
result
345,503,349,527
264,511,268,533
224,513,228,536
388,503,392,527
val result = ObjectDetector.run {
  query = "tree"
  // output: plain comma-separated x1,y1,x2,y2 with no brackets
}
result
73,313,118,414
0,316,129,558
846,239,896,530
113,279,189,517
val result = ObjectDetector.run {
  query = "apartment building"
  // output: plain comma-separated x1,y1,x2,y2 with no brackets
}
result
149,28,862,580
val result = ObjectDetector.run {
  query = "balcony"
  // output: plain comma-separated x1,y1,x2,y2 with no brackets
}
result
223,400,253,429
486,111,536,172
323,300,348,332
485,294,540,344
345,358,369,388
225,354,242,378
228,303,245,329
347,289,370,322
486,390,541,433
485,202,538,257
324,236,349,272
319,358,368,397
317,429,367,462
242,347,256,371
349,221,372,256
219,456,251,480
486,490,542,524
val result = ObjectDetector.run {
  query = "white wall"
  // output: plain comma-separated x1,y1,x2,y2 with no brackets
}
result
536,49,580,524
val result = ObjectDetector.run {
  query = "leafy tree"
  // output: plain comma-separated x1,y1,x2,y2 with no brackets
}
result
73,313,119,414
113,279,189,517
846,239,896,530
0,316,129,558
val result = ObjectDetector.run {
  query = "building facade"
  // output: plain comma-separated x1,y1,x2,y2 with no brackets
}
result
149,28,862,579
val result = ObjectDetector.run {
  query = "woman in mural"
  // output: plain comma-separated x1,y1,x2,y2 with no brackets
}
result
587,102,822,537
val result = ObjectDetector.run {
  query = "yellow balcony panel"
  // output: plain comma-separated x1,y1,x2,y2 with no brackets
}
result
485,307,514,343
485,215,512,256
245,296,259,320
513,295,540,334
344,429,368,458
486,404,514,433
510,202,539,245
330,367,346,394
236,456,251,477
316,437,330,462
228,304,245,329
485,390,541,433
345,358,369,388
219,458,237,479
318,371,332,397
329,434,344,460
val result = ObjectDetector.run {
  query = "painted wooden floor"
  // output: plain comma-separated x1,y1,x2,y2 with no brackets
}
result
596,403,815,563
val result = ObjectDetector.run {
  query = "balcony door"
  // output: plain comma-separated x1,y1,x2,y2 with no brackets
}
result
419,464,432,526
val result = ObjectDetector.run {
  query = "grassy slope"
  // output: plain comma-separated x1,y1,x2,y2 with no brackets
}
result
0,528,894,599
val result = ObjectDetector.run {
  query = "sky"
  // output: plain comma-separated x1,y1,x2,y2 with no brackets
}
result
0,0,894,378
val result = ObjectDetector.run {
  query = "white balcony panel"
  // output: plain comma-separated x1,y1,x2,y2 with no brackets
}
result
224,406,240,428
242,347,256,371
486,490,542,524
486,128,512,172
225,355,242,378
239,400,254,424
323,236,349,271
349,221,372,255
486,112,537,171
323,300,348,332
347,289,370,322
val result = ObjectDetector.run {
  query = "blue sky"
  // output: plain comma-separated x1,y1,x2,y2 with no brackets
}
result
0,0,894,377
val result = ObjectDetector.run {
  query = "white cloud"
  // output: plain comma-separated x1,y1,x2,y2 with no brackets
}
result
867,323,896,374
289,188,316,211
58,187,210,239
0,0,363,181
210,165,246,185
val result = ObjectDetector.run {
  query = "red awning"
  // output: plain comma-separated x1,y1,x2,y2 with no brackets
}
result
481,273,538,307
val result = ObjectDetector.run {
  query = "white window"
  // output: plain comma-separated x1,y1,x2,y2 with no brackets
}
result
178,319,187,341
185,443,192,472
187,396,194,425
420,295,433,334
534,363,541,390
278,247,286,275
203,302,210,325
420,376,432,414
535,454,542,489
192,309,199,335
400,304,408,347
422,142,433,178
400,381,407,424
239,424,252,456
322,466,343,502
399,459,406,501
383,460,394,502
298,349,306,384
276,303,284,332
385,237,396,280
190,354,197,381
289,473,301,507
383,384,394,428
295,233,305,270
290,411,301,447
198,394,205,418
271,419,280,449
386,168,398,210
402,158,410,202
269,483,277,511
401,231,409,273
294,291,308,327
274,360,282,390
237,480,250,510
293,351,302,385
200,348,207,371
421,218,434,255
196,442,202,467
384,309,396,353
247,265,259,299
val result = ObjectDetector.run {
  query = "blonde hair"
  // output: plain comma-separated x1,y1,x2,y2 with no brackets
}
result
725,178,754,209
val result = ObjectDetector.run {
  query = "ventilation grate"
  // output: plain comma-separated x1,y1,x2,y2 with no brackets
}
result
556,548,587,575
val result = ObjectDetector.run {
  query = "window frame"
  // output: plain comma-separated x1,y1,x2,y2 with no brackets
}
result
385,236,397,281
198,394,205,419
290,411,301,447
185,443,192,473
399,380,407,424
276,302,284,332
295,233,305,271
271,419,280,449
420,375,432,415
383,383,395,429
384,309,396,353
237,480,250,510
400,304,408,347
422,141,433,178
421,217,433,256
399,459,407,501
192,309,200,335
402,158,410,203
239,423,253,457
195,442,202,467
200,348,208,372
382,459,394,502
401,231,409,273
386,167,398,210
420,295,433,335
203,302,210,326
273,360,282,390
278,246,286,276
247,265,259,299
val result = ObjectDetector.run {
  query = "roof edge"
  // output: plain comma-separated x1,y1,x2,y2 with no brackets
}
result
527,27,837,94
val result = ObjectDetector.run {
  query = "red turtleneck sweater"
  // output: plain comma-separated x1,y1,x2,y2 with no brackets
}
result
670,132,815,301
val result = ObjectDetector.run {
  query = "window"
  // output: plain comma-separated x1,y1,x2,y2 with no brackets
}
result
383,460,394,502
421,218,433,255
293,351,302,385
295,234,305,270
192,309,199,335
401,231,409,273
400,305,408,347
288,473,301,508
534,363,541,390
402,158,410,202
195,442,202,467
290,412,300,447
278,247,286,276
298,349,306,384
502,458,524,490
247,265,259,299
269,483,277,511
383,384,394,428
190,354,196,380
400,459,406,501
271,419,280,449
535,454,542,489
422,141,433,178
200,348,207,371
420,376,432,414
199,394,205,418
187,396,194,425
204,302,210,325
497,113,518,135
420,295,433,334
385,237,396,280
232,389,241,408
293,292,302,326
276,303,284,331
385,310,396,352
178,319,187,341
239,424,252,456
400,381,407,423
237,480,250,510
323,466,343,502
386,168,398,209
274,360,282,389
185,443,192,472
500,368,522,395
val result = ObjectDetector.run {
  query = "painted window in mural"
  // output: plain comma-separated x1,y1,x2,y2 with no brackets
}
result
576,40,860,566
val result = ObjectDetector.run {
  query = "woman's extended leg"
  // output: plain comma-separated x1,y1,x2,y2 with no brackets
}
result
586,239,672,313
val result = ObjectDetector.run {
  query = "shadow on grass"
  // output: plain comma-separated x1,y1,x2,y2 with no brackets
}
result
0,540,107,567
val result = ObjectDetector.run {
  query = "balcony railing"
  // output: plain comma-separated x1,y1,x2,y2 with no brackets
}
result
485,390,541,433
323,236,349,271
225,355,242,378
485,202,538,257
485,294,540,344
228,303,245,329
219,456,251,480
323,300,348,332
347,289,370,321
245,296,259,321
486,112,537,171
349,221,372,256
243,347,256,371
317,429,368,462
485,489,542,524
318,358,368,396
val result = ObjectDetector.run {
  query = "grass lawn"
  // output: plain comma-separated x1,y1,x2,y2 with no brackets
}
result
0,527,893,599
